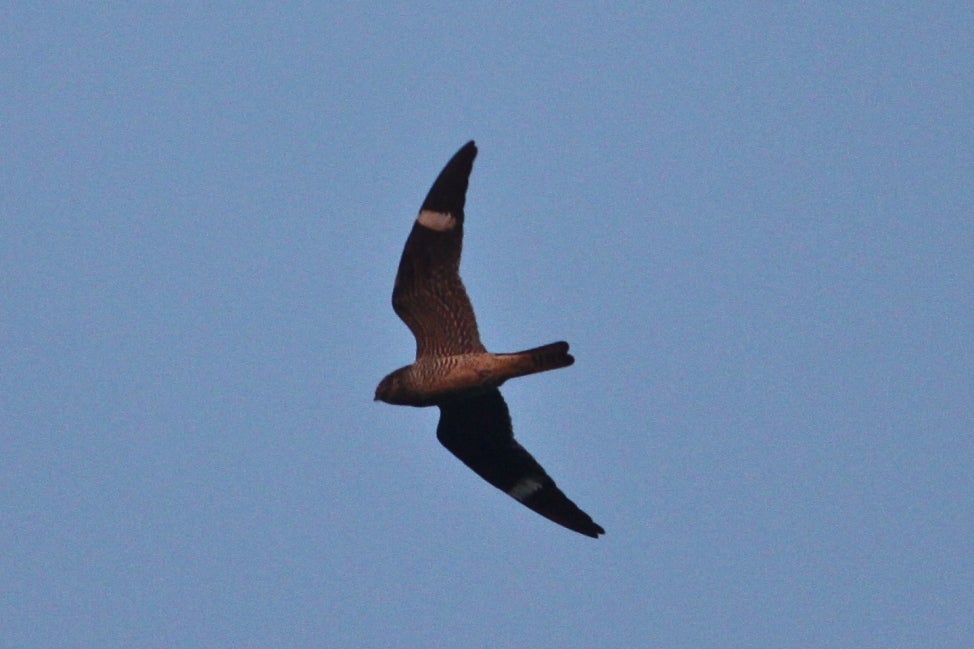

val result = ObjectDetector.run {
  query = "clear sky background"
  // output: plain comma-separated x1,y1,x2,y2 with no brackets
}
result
2,4,971,648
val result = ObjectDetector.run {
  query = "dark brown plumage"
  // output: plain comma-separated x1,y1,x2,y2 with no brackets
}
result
375,141,604,538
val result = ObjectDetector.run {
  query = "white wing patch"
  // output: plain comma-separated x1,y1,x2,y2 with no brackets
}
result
507,477,544,502
417,209,457,232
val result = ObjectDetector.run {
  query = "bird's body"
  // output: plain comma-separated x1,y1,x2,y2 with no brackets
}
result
375,141,604,538
376,342,574,407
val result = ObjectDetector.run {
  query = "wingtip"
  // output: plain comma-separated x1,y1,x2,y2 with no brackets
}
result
419,141,479,216
567,515,605,538
583,523,606,539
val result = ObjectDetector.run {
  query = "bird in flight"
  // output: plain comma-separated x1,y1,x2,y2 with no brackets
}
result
375,141,604,538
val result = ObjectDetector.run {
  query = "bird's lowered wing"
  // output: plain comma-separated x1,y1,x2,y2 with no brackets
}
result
436,389,605,538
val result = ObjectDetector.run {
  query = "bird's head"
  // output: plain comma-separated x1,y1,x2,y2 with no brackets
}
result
374,367,409,404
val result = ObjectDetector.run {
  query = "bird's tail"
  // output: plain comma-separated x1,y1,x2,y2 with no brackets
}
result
497,341,575,380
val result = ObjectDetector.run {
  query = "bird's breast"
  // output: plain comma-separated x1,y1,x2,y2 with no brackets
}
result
393,354,505,406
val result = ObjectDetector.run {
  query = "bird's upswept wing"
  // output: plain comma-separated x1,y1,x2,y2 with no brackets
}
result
436,389,605,538
392,141,485,359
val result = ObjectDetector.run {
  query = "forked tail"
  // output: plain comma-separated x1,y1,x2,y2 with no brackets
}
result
499,341,575,380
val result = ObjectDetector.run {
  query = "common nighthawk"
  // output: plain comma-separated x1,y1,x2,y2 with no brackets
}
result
375,141,604,538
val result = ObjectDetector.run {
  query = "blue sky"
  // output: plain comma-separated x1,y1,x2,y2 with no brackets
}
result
2,3,972,648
